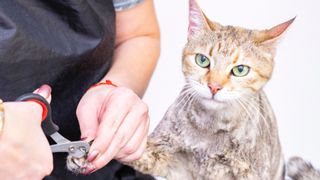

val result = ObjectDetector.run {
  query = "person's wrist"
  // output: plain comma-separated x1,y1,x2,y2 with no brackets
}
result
88,80,118,92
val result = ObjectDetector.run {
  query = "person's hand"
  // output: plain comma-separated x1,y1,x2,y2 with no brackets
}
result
77,84,150,173
0,85,53,179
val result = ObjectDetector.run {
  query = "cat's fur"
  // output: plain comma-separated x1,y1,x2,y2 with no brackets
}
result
128,0,293,179
287,157,320,180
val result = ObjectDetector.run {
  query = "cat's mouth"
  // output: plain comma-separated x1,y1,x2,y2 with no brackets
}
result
203,95,225,104
211,99,225,104
200,97,227,109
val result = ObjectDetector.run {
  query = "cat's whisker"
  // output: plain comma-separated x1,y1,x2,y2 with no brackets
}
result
181,84,194,91
177,86,194,97
236,97,263,136
238,96,265,121
187,94,198,111
233,98,259,136
182,84,193,89
247,103,270,136
242,98,264,113
178,91,198,115
175,88,196,108
177,92,194,109
235,98,253,121
236,97,266,137
178,89,193,98
238,96,271,136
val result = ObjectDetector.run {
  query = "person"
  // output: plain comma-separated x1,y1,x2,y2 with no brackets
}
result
0,0,160,179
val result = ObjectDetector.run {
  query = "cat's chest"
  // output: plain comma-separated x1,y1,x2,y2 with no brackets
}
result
179,123,236,155
180,143,253,179
179,131,253,177
183,136,236,163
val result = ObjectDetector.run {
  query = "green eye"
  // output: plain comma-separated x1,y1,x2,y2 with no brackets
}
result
195,54,210,68
231,65,250,77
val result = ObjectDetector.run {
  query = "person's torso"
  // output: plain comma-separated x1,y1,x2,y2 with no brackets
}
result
0,0,115,140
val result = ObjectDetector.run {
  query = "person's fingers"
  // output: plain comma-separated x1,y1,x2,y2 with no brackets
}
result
89,123,127,170
77,86,117,141
87,88,137,157
118,134,148,163
76,93,102,141
116,101,149,149
33,84,52,103
89,112,148,170
87,100,131,160
115,116,149,160
77,107,99,141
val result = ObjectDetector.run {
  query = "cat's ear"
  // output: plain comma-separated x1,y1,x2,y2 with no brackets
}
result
188,0,218,38
255,17,295,44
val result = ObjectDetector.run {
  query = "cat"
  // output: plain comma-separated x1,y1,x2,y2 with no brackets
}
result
127,0,293,179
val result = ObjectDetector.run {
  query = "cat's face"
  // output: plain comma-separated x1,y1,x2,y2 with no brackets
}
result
183,0,294,108
183,27,273,108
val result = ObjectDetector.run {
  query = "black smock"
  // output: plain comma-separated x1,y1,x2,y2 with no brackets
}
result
0,0,154,179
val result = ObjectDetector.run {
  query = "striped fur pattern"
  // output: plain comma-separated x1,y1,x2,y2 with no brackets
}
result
287,157,320,180
128,0,294,179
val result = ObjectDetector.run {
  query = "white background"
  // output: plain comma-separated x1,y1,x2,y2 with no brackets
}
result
143,0,320,167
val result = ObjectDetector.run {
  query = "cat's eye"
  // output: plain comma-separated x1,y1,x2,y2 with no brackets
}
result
195,54,210,68
231,65,250,77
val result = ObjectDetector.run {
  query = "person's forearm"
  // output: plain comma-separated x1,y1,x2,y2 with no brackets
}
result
100,0,160,97
103,35,160,97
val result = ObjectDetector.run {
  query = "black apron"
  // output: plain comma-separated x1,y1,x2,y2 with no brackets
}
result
0,0,154,179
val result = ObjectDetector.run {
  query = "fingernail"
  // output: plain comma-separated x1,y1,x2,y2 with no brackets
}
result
81,137,94,143
87,150,99,162
81,137,88,141
82,164,96,175
33,88,40,94
37,85,51,99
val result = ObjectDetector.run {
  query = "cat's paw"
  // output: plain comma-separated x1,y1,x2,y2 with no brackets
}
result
66,155,94,174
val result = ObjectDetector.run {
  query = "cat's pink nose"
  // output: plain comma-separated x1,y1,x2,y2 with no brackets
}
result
208,83,222,95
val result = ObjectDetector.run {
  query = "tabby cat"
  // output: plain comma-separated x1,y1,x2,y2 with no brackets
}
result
128,0,294,179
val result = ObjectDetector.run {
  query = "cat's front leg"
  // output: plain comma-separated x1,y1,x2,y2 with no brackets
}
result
127,135,178,178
